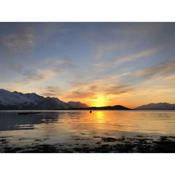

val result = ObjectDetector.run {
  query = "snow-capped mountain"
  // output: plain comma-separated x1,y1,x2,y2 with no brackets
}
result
0,89,88,110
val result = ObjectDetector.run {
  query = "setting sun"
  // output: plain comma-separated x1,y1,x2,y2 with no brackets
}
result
92,95,108,107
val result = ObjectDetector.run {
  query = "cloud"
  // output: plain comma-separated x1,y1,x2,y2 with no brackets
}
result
0,23,67,58
95,47,159,70
64,84,132,100
65,90,95,99
21,57,75,83
24,69,59,82
37,23,65,38
42,86,62,97
133,59,175,79
119,59,175,106
64,75,133,100
103,85,133,95
94,43,125,60
0,27,35,52
113,48,158,65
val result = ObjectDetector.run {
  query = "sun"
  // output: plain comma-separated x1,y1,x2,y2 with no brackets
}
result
91,95,107,107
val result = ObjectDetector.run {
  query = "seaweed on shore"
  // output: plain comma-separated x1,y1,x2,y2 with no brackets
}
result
1,136,175,153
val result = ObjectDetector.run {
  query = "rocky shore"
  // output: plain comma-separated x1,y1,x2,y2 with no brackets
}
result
1,135,175,153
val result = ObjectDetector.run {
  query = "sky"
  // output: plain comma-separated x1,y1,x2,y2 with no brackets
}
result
0,22,175,108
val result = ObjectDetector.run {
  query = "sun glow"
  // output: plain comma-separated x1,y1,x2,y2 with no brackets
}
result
94,111,106,123
92,95,108,107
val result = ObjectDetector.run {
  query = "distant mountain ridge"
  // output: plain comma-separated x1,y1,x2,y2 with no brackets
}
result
0,89,88,110
135,103,175,110
89,105,131,110
1,89,175,110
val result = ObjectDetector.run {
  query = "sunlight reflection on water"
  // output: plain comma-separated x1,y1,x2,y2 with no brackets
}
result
0,110,175,147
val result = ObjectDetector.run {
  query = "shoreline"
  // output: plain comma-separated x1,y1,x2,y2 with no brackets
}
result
0,109,175,113
1,135,175,153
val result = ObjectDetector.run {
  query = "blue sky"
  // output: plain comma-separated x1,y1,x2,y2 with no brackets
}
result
0,23,175,107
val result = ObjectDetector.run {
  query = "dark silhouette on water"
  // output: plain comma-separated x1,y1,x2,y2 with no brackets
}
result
18,112,41,115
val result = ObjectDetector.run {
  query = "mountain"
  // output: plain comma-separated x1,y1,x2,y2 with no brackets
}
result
135,103,175,110
89,105,131,110
67,101,88,108
0,89,88,110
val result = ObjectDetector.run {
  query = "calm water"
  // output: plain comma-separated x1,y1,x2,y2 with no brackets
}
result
0,110,175,149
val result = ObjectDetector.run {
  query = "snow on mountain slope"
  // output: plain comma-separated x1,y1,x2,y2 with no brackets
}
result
0,89,34,105
0,89,88,109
